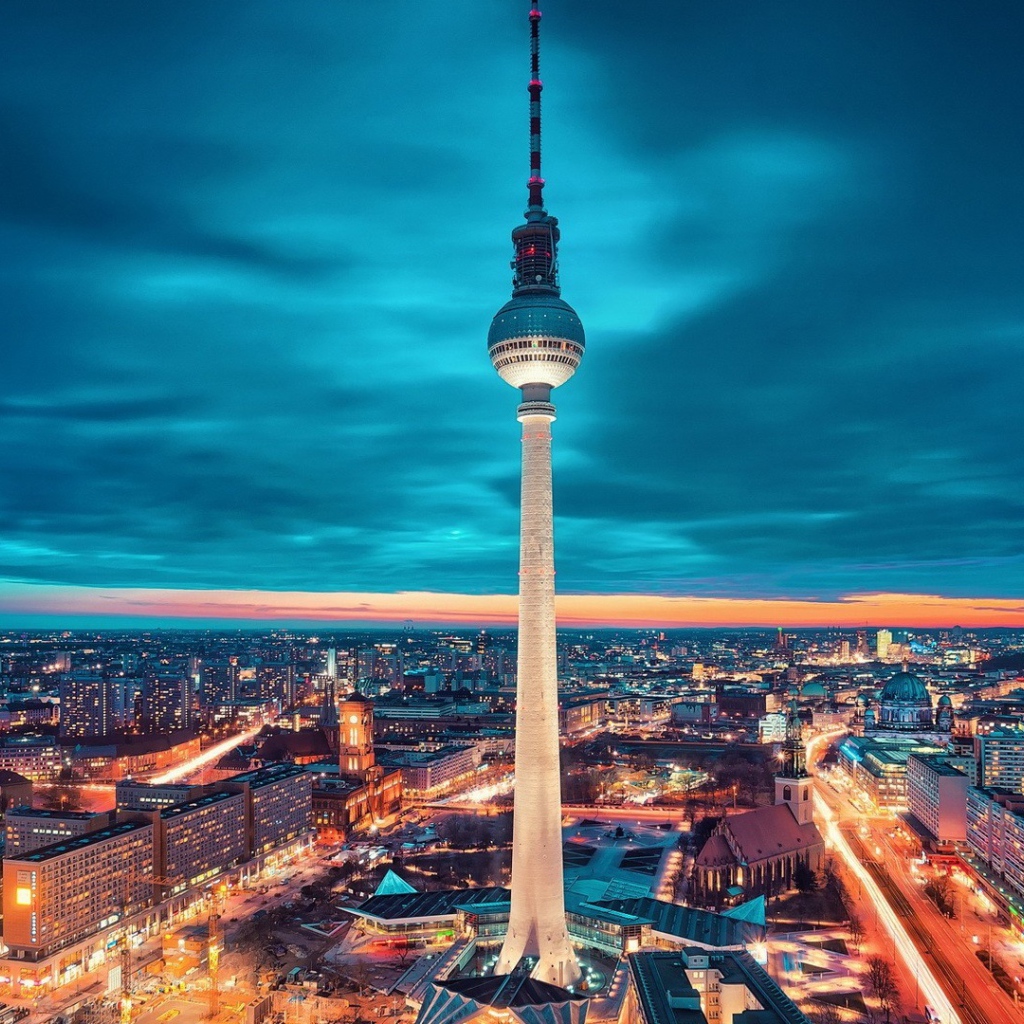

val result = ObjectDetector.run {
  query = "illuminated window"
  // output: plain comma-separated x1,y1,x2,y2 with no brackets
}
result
16,887,32,906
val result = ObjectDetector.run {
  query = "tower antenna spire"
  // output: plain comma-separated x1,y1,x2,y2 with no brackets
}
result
503,5,564,298
527,6,545,215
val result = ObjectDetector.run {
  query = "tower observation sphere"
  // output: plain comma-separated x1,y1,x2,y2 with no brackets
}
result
488,293,585,390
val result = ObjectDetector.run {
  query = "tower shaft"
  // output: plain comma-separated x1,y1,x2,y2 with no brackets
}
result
495,401,579,987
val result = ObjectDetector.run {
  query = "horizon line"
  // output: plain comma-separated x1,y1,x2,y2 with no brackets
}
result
1,582,1022,630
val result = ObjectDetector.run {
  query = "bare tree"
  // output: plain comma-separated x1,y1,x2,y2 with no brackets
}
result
848,913,865,952
866,955,898,1023
810,1006,843,1024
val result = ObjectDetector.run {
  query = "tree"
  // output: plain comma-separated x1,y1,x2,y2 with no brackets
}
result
41,781,82,810
794,860,819,893
924,873,955,917
692,815,721,850
810,1006,843,1024
848,913,865,952
866,955,898,1023
391,935,414,965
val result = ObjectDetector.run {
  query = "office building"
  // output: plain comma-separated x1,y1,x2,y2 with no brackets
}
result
966,788,1024,907
876,628,892,660
975,728,1024,792
145,668,192,733
115,779,198,813
3,820,154,961
4,808,113,857
59,671,125,739
199,659,238,707
228,762,313,857
627,947,812,1024
0,735,63,781
157,790,248,895
905,754,969,845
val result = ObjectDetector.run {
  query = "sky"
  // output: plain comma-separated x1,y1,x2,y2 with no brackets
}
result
1,1,1023,629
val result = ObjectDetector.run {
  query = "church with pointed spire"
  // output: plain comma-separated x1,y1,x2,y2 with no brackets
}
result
693,702,824,906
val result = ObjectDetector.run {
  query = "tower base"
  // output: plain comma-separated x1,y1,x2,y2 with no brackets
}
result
495,930,581,989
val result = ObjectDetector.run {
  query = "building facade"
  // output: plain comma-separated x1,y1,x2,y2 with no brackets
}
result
0,735,63,781
229,762,313,857
3,820,154,961
4,808,113,857
966,787,1024,907
975,728,1024,792
906,754,968,844
157,790,248,895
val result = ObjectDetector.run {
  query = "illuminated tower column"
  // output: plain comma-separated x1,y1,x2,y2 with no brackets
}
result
489,4,583,989
495,395,575,983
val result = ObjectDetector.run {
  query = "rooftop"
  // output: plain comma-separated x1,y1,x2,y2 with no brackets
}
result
591,896,762,948
5,807,100,821
723,804,823,862
11,819,152,863
352,886,510,924
160,789,240,820
908,754,969,777
630,950,811,1024
228,761,309,789
417,971,586,1024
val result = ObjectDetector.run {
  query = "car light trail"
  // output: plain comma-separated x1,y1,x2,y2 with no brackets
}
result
814,791,960,1024
444,774,515,805
149,728,261,784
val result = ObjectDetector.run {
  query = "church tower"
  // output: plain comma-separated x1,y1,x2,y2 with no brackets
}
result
775,699,813,826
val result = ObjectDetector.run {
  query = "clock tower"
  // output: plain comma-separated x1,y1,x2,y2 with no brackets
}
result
338,691,377,781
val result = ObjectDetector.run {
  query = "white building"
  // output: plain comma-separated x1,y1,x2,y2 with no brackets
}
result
758,713,787,744
906,754,968,844
975,728,1024,792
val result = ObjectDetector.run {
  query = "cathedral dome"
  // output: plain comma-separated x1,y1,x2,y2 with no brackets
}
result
874,668,933,733
801,681,826,699
938,694,952,706
880,670,929,703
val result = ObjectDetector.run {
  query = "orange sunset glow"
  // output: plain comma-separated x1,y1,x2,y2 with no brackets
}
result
1,583,1021,629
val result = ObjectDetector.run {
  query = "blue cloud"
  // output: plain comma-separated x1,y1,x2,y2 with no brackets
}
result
0,0,1022,606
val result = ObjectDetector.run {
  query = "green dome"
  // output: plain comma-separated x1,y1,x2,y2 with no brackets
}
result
880,670,929,703
801,682,826,698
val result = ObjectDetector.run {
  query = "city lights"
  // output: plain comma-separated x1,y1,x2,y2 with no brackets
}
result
815,792,960,1024
148,727,263,784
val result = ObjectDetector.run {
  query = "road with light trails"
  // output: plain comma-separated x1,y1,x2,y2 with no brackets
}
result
805,729,968,1022
148,727,262,783
815,768,1021,1024
815,789,963,1024
868,816,1019,1024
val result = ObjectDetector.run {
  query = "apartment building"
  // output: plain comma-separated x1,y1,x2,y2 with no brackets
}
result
3,820,154,961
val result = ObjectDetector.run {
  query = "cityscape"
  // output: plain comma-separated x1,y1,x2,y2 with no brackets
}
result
2,3,1023,1024
0,626,1023,1024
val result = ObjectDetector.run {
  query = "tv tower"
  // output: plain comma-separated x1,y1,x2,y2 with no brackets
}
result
489,4,584,988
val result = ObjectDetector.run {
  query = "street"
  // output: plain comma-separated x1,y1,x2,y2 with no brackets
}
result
815,765,1022,1024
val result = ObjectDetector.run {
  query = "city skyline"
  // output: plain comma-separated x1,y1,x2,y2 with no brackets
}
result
2,1,1023,628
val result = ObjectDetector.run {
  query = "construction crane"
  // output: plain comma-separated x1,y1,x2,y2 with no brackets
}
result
118,869,179,1024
